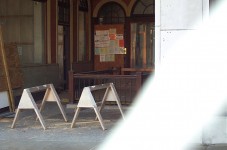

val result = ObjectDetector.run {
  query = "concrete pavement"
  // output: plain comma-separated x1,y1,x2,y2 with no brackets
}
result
0,101,124,150
1,90,227,150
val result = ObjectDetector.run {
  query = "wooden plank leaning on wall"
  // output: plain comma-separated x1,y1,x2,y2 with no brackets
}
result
0,25,15,112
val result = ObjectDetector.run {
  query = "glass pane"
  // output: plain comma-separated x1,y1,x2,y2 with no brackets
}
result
133,0,155,15
34,2,45,63
133,2,144,15
0,0,45,64
78,11,86,61
144,5,155,14
98,2,125,24
130,24,136,68
58,0,69,24
130,23,154,68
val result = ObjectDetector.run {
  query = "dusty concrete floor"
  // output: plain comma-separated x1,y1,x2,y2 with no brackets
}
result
1,91,227,150
0,90,126,150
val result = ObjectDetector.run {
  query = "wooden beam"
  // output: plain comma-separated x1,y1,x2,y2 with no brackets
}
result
89,83,110,91
0,25,15,112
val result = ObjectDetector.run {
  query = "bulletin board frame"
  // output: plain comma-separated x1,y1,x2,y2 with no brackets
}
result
94,24,125,71
0,26,23,112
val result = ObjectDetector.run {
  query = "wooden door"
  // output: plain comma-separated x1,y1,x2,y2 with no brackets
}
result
130,23,154,69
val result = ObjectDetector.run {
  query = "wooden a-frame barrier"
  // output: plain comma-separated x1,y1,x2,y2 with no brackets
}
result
11,84,68,130
71,83,124,130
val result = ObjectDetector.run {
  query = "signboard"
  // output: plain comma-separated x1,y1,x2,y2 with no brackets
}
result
94,24,125,71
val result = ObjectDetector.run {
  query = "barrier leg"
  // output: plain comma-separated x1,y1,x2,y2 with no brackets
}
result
99,87,109,111
11,109,20,128
96,84,125,120
94,107,106,130
71,107,81,128
11,89,47,130
95,87,109,120
110,84,125,120
115,99,125,120
36,95,46,121
40,88,49,111
34,108,46,130
38,85,68,122
50,84,68,121
56,99,68,122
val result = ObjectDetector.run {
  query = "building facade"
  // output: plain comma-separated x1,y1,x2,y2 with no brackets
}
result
0,0,225,144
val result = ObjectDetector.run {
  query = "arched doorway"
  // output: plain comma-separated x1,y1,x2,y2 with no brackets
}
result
93,2,127,71
130,0,155,69
97,2,125,24
57,0,70,89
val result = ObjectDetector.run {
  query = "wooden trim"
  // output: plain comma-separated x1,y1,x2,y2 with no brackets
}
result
121,67,154,75
4,42,34,45
50,0,57,63
91,18,95,64
135,72,142,92
47,0,51,63
92,0,129,17
124,17,130,68
0,15,33,18
70,0,74,68
85,12,90,61
130,16,155,22
68,70,75,103
46,0,57,64
142,32,146,68
44,2,47,63
73,0,78,62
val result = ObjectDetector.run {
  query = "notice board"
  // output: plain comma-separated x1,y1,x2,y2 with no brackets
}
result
0,43,23,92
0,25,23,111
94,24,125,71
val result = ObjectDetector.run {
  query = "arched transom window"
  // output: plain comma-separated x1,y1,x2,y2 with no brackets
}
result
98,2,125,24
132,0,155,15
130,0,155,68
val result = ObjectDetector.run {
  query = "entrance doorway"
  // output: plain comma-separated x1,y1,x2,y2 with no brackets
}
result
57,25,70,90
130,23,154,68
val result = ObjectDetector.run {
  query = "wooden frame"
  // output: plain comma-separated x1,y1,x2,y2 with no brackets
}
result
11,84,68,130
71,83,124,130
120,68,154,75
